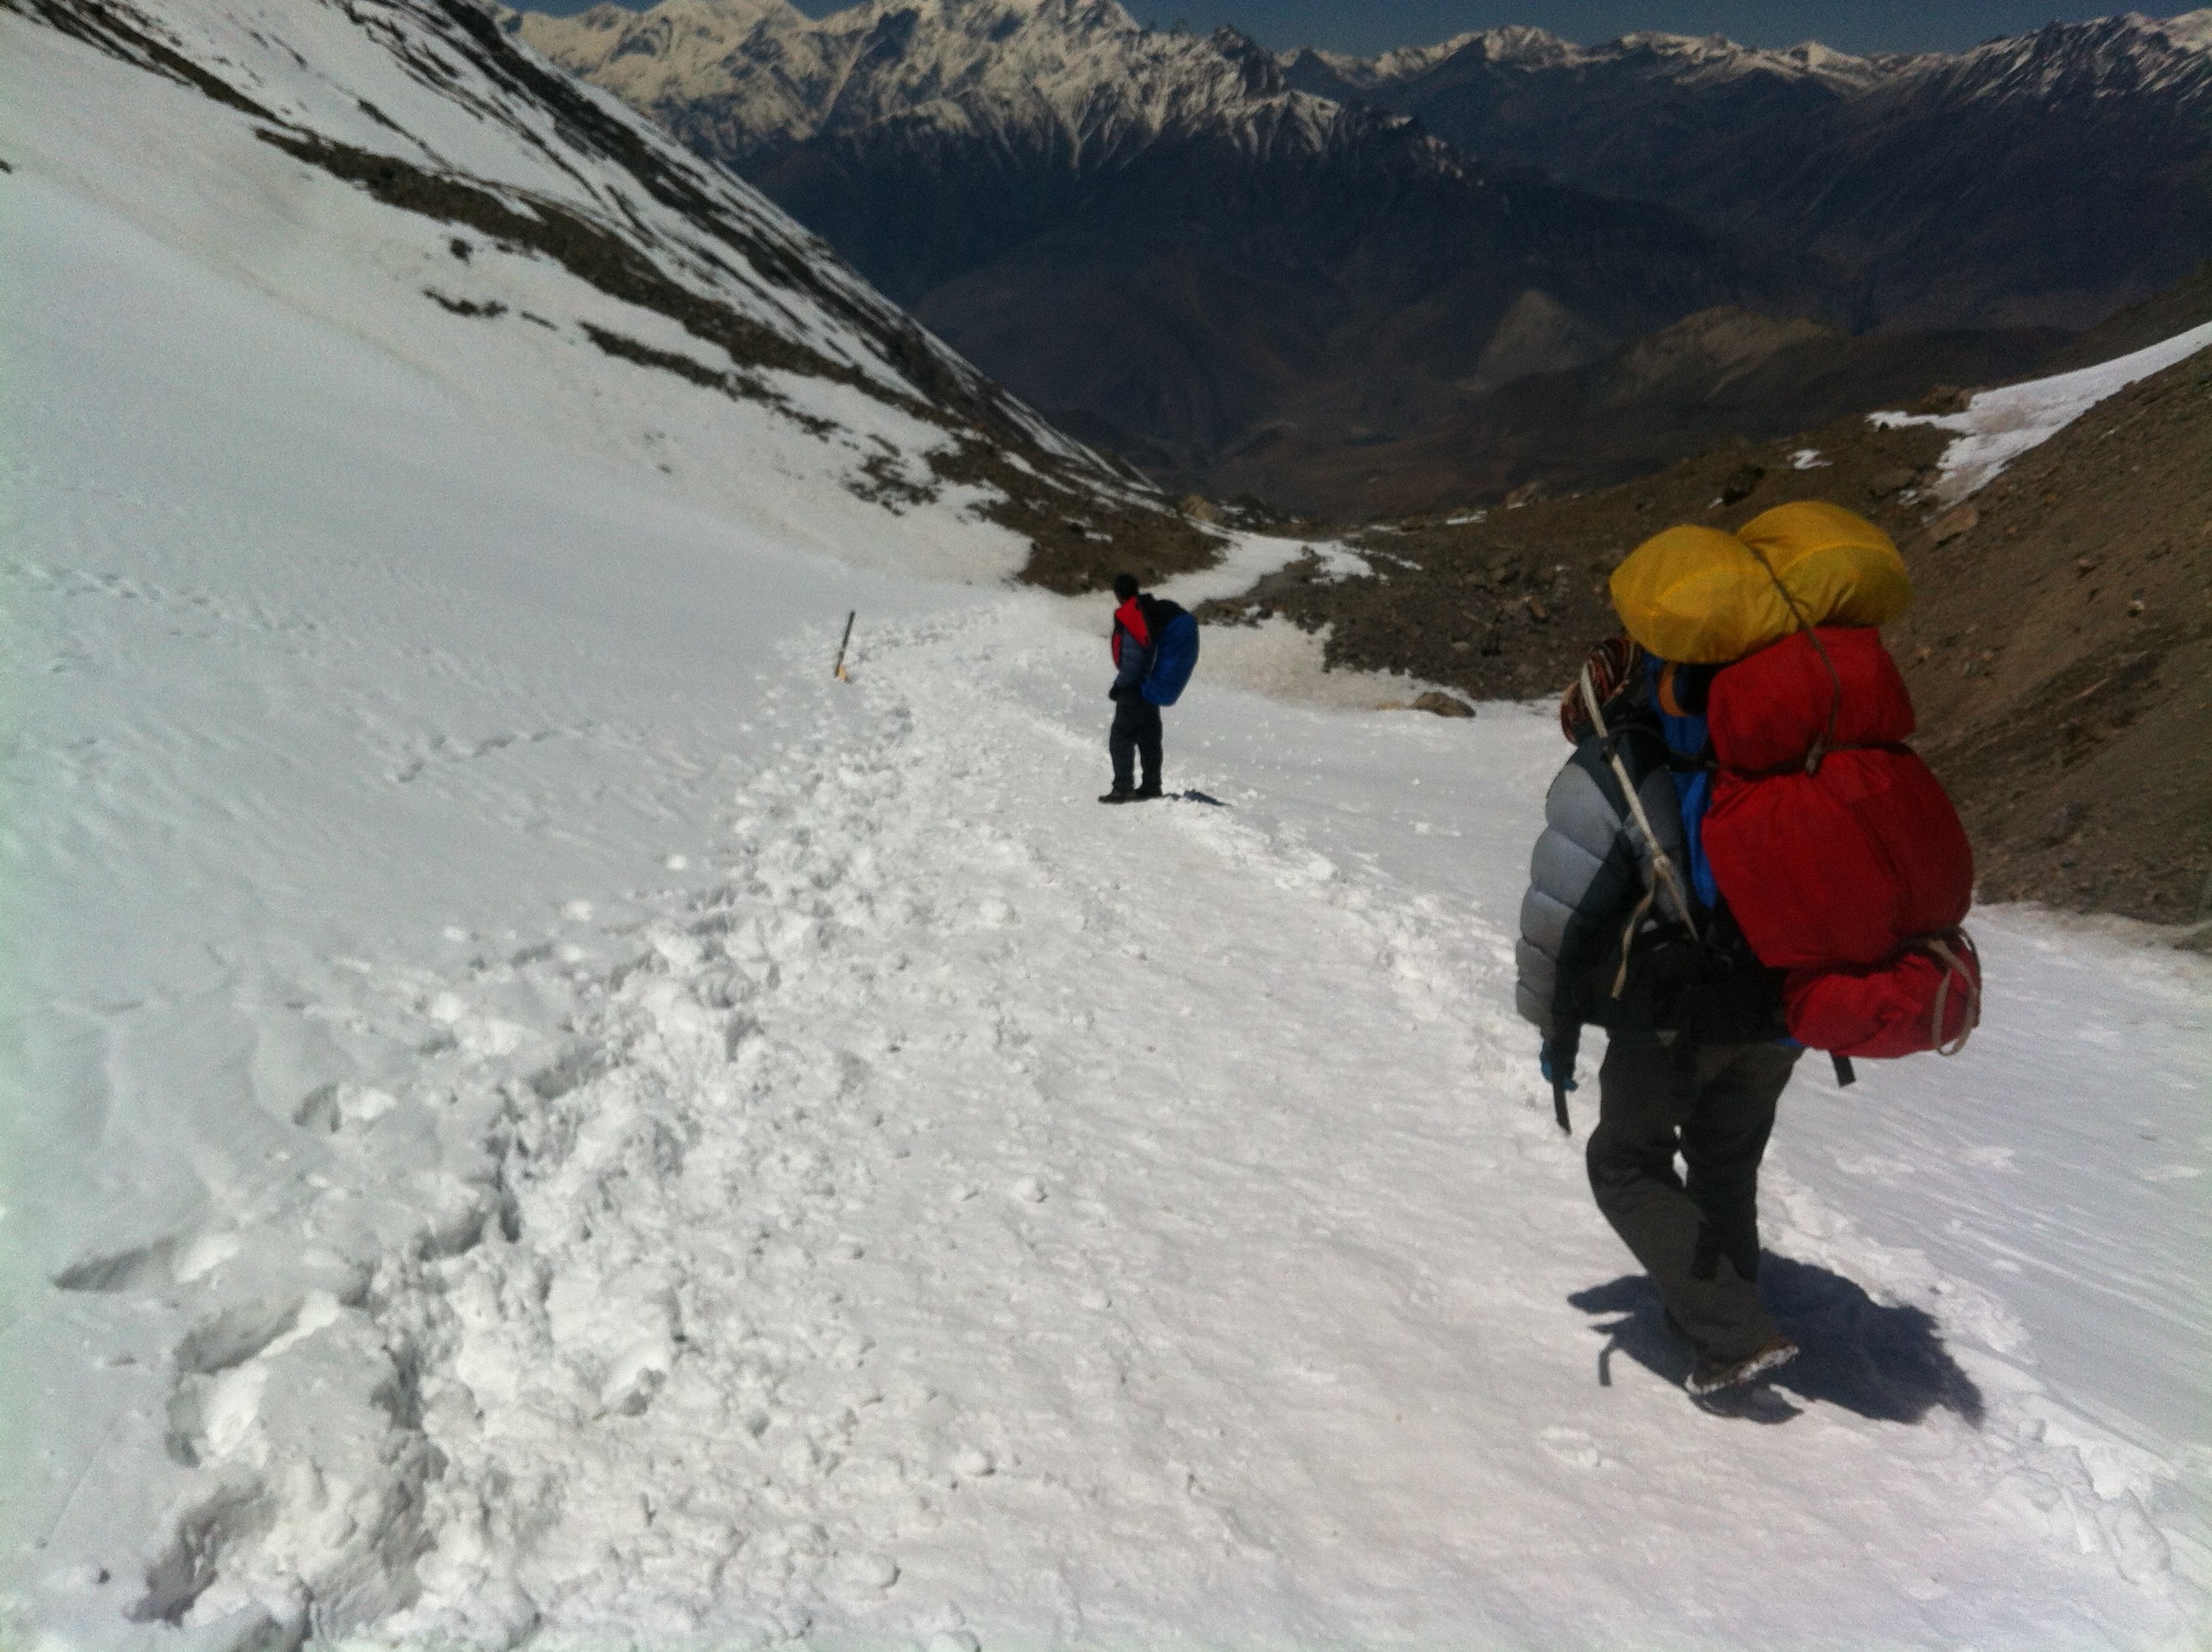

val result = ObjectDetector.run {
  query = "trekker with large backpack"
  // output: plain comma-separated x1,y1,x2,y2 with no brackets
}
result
1516,502,1978,1403
1100,573,1200,805
1517,637,1802,1399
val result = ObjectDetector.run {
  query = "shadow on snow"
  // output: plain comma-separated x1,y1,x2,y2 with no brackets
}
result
1569,1254,1987,1428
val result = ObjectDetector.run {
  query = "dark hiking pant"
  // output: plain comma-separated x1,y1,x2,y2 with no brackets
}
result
1586,1038,1802,1364
1109,695,1162,791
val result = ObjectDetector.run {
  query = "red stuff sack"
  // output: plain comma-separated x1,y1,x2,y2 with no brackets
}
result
1784,930,1982,1058
1703,627,1973,969
1700,626,1982,1057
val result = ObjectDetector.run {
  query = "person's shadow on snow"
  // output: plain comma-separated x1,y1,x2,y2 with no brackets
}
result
1569,1257,1986,1428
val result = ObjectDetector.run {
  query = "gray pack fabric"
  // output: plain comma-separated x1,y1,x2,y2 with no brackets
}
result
1516,724,1692,1037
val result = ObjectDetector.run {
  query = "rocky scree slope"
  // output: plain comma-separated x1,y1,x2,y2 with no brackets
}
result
1202,302,2066,520
1204,278,2212,927
6,0,1221,591
513,0,1839,502
1286,11,2212,335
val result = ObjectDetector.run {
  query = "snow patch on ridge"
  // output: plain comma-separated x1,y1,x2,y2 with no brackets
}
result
1869,319,2212,501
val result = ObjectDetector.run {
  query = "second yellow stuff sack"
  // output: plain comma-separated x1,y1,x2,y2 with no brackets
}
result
1609,500,1914,664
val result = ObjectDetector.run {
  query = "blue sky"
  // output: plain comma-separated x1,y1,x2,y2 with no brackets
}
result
524,1,2141,56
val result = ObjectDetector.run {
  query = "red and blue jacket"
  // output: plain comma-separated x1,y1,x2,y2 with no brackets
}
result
1110,596,1154,695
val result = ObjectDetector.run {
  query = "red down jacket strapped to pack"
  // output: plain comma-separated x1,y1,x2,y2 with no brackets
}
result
1701,625,1981,1059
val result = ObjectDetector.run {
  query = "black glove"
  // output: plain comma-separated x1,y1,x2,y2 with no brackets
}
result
1108,684,1126,701
1540,1036,1580,1092
1541,1027,1583,1135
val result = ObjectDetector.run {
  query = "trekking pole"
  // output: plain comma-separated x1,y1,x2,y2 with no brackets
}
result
832,610,855,682
1580,665,1698,939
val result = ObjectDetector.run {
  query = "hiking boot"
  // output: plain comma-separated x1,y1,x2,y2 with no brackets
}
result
1685,1335,1799,1398
1098,787,1139,805
1133,781,1164,800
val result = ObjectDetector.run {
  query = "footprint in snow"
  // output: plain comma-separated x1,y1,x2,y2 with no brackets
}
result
1540,1426,1608,1469
833,1552,899,1592
1832,1155,1916,1178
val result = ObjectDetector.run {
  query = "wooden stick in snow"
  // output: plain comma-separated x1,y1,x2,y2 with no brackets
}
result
833,610,855,681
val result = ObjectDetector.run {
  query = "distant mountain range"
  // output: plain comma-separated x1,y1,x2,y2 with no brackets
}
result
1285,12,2212,333
512,1,2212,515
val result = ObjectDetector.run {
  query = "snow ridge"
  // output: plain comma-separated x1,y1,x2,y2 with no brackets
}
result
1289,21,1896,94
1870,317,2212,501
1917,9,2212,107
1292,7,2212,102
515,0,1417,170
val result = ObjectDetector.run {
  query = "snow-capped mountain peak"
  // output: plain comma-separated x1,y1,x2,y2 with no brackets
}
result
1287,20,1892,96
1930,9,2212,104
1289,7,2210,102
516,0,1387,166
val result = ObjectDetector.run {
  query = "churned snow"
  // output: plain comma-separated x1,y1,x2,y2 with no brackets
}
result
3,3,2209,1649
1871,319,2212,502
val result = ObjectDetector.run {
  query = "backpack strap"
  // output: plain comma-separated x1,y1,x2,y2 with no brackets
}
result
1923,928,1982,1056
1583,664,1701,945
1740,543,1846,776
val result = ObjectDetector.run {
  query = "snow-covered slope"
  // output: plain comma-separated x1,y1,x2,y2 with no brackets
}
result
1872,318,2212,501
0,0,1209,588
3,1,2209,1648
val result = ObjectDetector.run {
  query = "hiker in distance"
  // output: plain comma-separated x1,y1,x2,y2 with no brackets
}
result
1516,502,1978,1404
1100,573,1201,804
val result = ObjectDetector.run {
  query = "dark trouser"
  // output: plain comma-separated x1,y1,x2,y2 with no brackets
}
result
1109,695,1162,791
1586,1038,1802,1364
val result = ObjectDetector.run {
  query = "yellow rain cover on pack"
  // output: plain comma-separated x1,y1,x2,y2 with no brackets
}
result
1609,501,1913,663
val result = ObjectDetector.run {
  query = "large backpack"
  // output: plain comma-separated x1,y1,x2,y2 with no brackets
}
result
1702,625,1980,1059
1138,597,1201,707
1610,503,1982,1064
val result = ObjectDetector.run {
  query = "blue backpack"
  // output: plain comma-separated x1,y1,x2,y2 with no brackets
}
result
1140,598,1200,707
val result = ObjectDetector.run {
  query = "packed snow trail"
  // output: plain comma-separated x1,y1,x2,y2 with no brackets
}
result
31,594,2193,1650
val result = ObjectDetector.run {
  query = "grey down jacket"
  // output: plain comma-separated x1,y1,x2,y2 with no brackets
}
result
1516,721,1695,1038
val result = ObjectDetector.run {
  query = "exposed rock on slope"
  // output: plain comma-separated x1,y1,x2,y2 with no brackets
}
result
1888,349,2212,924
1204,313,2212,926
1203,305,2064,519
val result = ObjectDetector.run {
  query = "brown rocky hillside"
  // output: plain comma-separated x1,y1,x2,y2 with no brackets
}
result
1190,337,2212,930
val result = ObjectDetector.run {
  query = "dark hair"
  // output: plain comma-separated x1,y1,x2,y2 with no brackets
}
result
1111,573,1139,601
